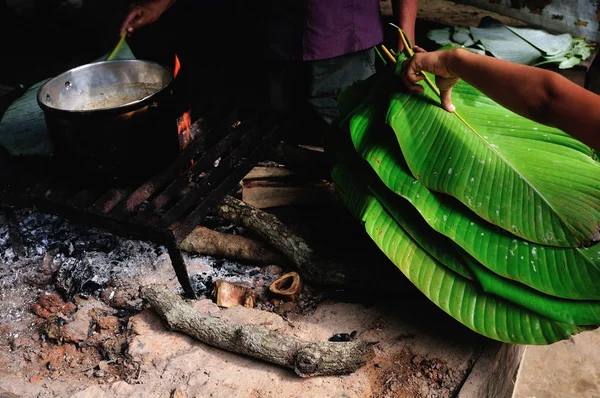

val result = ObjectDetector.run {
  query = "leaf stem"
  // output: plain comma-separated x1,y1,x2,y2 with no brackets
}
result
394,25,478,132
107,33,127,61
374,46,388,66
380,45,396,64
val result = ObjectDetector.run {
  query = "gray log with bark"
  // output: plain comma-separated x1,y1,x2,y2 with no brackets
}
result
141,284,375,377
217,195,361,287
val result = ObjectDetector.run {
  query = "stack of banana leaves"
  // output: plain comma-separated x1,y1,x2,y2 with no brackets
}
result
324,51,600,345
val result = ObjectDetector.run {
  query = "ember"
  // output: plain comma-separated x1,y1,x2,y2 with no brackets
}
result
177,110,192,150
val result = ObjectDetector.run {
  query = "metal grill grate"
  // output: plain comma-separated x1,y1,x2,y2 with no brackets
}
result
0,107,286,297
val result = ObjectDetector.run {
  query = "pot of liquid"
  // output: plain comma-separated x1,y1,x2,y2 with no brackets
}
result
37,59,179,184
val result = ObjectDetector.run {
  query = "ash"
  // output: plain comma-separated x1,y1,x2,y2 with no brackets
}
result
0,209,168,296
0,209,277,299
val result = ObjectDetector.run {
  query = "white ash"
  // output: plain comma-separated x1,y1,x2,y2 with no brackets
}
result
0,209,281,299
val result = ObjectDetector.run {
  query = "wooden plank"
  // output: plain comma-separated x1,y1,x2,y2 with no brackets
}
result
458,342,525,398
242,166,336,209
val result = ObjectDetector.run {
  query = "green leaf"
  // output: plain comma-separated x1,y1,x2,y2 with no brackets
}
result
469,18,543,65
504,25,572,57
346,87,600,300
386,74,600,248
427,28,453,46
452,27,474,47
558,56,583,69
457,250,600,325
326,133,588,344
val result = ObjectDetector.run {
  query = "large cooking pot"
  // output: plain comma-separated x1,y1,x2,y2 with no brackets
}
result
37,59,179,184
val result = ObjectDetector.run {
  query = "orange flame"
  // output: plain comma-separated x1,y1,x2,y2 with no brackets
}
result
174,54,181,78
177,110,192,150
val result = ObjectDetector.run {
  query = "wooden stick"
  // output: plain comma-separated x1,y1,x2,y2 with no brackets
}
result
180,225,286,264
141,284,375,377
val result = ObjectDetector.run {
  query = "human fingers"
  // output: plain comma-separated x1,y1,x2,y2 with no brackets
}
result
435,76,459,112
401,59,425,93
120,8,142,36
440,87,455,112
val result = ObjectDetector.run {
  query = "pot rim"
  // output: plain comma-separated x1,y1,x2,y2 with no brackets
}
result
37,59,173,115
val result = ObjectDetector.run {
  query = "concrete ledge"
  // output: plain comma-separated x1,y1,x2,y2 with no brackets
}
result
459,342,525,398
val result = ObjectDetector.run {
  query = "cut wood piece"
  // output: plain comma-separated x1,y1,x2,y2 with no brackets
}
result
212,280,255,308
141,284,375,377
269,272,303,302
269,142,331,180
179,225,286,264
242,166,336,209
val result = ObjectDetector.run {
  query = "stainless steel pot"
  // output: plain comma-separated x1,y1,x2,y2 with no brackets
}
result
37,59,179,183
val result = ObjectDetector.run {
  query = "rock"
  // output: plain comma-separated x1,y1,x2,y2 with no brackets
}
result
62,297,114,344
98,361,111,372
110,381,135,395
171,388,186,398
97,316,119,333
127,309,198,364
31,291,76,319
100,288,142,311
101,335,127,359
69,385,108,398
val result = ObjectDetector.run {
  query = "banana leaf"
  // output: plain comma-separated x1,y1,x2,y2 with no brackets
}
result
0,40,135,157
386,59,600,248
352,134,600,325
504,25,572,57
469,20,542,65
326,131,589,344
340,71,600,300
336,82,600,323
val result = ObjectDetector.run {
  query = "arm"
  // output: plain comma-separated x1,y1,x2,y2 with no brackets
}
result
402,48,600,150
392,0,418,49
120,0,176,36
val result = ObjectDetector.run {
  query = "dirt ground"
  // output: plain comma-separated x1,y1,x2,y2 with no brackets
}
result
0,205,488,398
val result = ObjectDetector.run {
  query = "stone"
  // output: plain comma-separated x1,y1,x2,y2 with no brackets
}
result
69,386,107,398
171,388,186,398
109,381,135,395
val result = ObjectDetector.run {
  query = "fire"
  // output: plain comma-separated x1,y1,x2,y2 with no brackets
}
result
174,54,181,78
177,110,192,150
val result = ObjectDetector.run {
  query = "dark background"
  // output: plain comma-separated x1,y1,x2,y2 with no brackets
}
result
0,1,267,107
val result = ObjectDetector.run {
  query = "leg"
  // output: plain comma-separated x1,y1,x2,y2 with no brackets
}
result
306,47,377,125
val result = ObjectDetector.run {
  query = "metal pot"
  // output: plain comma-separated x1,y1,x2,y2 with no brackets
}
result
37,59,179,183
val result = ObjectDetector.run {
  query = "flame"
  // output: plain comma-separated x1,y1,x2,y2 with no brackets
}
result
174,54,181,78
177,110,192,150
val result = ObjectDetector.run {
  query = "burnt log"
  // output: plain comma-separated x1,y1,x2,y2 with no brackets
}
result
141,284,375,377
179,225,286,264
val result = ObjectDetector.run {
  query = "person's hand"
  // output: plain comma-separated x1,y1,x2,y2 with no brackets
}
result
120,0,173,36
401,47,460,112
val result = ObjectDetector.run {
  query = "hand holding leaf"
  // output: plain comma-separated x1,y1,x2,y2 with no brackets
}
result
401,47,459,113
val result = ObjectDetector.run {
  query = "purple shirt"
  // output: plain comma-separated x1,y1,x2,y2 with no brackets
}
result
268,0,384,61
